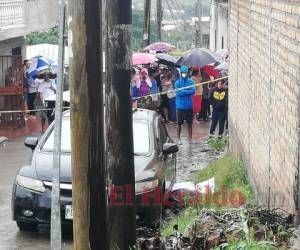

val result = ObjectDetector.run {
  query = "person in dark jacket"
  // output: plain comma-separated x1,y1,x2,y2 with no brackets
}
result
209,80,228,136
175,65,196,145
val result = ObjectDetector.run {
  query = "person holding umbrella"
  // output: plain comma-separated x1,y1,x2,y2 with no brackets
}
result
175,66,196,145
191,69,203,124
37,73,56,133
199,69,210,121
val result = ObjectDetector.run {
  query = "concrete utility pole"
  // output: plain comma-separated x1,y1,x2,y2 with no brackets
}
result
143,0,151,48
157,0,163,41
69,0,108,249
106,0,135,249
50,0,66,249
196,0,203,48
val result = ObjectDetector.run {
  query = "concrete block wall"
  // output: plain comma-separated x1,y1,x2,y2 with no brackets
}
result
0,37,25,56
0,0,58,41
24,0,58,34
229,0,300,215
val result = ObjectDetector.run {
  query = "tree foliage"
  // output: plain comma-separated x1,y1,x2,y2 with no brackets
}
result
132,10,156,51
26,27,59,45
26,11,155,51
25,9,193,50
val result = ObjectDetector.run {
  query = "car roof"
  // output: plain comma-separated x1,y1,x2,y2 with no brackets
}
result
132,108,158,122
63,108,158,123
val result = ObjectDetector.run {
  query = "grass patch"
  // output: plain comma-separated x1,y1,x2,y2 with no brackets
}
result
162,155,253,237
195,155,252,202
216,239,276,250
162,207,198,236
207,136,228,151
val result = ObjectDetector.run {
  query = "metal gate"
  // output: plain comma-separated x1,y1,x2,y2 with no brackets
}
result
0,55,25,129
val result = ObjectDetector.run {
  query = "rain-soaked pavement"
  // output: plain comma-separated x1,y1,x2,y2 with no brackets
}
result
166,122,218,182
0,121,214,249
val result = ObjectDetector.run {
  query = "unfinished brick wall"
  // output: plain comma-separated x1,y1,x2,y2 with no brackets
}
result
229,0,300,215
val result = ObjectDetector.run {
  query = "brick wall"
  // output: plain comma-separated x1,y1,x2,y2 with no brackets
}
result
229,0,300,216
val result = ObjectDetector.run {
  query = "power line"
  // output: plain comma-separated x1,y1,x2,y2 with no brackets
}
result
164,0,180,32
169,0,188,24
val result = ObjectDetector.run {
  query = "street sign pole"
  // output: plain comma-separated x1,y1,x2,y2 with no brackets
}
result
51,1,66,249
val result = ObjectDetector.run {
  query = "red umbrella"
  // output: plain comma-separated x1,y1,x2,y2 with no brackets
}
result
132,53,158,65
202,65,220,78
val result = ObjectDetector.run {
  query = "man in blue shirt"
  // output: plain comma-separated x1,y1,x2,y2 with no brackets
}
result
175,65,196,145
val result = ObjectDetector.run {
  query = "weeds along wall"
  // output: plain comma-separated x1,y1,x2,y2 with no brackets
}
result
228,0,300,216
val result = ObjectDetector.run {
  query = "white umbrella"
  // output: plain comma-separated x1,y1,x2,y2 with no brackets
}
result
215,61,228,71
216,49,228,62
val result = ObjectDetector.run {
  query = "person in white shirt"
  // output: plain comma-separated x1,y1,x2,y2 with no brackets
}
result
38,74,56,133
27,77,39,117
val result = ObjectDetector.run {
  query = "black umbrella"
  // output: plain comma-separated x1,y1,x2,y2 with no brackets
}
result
177,48,219,67
155,53,180,67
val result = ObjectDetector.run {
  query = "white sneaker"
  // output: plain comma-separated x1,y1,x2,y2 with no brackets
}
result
189,139,198,144
177,139,183,145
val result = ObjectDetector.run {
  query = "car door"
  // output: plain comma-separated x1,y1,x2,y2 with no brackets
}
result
158,120,176,191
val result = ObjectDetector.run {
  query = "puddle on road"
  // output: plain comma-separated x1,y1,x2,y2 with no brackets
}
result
175,140,218,182
165,122,219,183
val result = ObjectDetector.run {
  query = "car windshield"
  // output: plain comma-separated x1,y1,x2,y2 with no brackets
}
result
42,118,150,155
42,117,71,152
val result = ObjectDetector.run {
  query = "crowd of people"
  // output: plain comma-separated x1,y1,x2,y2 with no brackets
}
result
23,60,56,133
131,63,228,145
22,57,228,141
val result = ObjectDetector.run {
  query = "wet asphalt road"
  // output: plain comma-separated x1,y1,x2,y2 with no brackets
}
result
0,134,73,250
0,122,211,249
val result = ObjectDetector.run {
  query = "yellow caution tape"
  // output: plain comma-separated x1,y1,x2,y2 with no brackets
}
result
0,76,228,114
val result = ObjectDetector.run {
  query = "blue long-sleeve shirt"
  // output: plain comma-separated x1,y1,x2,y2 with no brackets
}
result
131,85,138,102
175,77,195,110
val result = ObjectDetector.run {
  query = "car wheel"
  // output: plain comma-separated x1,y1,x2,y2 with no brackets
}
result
16,221,37,231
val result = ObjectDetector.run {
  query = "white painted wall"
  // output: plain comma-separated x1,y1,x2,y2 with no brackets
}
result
0,0,58,41
209,0,216,51
24,0,58,33
209,2,228,51
216,3,228,51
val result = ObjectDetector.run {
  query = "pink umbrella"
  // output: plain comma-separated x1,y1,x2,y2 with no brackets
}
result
132,52,158,65
143,42,176,52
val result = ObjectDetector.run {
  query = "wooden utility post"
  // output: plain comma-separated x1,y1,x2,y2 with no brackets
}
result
106,0,135,249
157,0,163,41
69,0,108,249
196,0,203,48
143,0,151,48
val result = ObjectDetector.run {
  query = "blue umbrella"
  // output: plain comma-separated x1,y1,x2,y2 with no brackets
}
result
28,56,57,78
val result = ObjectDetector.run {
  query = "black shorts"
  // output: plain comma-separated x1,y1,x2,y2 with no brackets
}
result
177,109,193,125
160,94,169,108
